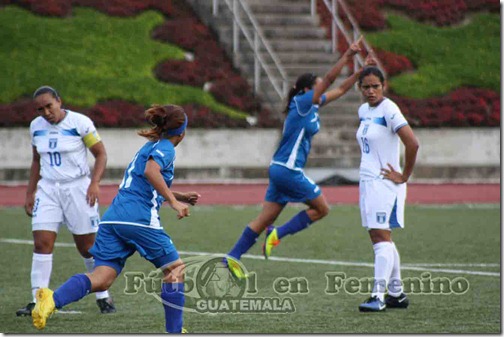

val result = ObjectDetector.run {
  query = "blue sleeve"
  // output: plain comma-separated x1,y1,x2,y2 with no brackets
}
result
320,94,327,106
293,90,315,117
149,146,175,170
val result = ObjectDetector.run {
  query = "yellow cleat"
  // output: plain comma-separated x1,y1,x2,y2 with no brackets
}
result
224,256,247,279
32,288,56,330
182,328,188,333
263,226,280,259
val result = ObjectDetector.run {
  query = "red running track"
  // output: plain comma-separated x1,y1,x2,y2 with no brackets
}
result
0,184,499,206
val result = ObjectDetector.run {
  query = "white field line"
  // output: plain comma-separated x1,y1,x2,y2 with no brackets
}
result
56,310,83,314
1,238,499,277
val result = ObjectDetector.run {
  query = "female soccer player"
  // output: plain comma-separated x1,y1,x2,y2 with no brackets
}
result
17,86,115,316
225,37,366,278
355,67,419,312
32,104,200,333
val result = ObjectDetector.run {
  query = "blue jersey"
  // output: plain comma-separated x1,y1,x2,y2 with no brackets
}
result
101,139,175,229
271,90,326,170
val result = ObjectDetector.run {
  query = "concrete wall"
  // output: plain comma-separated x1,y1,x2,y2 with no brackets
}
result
412,128,500,166
0,128,499,180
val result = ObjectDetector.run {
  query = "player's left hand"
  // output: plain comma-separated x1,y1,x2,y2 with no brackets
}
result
381,163,407,184
86,182,100,206
184,192,201,205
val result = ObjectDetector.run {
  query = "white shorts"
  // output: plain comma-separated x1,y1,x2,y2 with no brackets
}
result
359,178,406,230
32,176,100,235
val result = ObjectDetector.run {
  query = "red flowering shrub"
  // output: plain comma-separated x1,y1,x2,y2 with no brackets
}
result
390,88,500,127
374,49,414,76
0,99,251,128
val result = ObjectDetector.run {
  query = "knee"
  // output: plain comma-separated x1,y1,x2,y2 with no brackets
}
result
90,275,113,292
33,239,54,254
77,246,92,258
164,262,185,283
310,204,330,222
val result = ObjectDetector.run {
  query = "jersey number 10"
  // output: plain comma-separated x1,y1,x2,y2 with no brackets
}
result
48,152,62,166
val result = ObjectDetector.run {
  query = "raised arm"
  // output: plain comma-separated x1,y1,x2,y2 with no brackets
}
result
322,54,378,106
312,36,363,105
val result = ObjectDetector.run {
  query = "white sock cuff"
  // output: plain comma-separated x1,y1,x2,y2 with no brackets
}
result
33,253,53,261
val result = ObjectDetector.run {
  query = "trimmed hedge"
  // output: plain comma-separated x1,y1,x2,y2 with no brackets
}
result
0,1,279,128
316,1,500,127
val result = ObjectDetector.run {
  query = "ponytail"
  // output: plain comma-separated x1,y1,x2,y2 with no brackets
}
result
138,104,186,141
282,73,317,115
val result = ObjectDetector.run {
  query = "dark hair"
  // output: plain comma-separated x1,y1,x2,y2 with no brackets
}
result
358,67,385,86
138,104,186,141
33,86,60,99
283,73,317,114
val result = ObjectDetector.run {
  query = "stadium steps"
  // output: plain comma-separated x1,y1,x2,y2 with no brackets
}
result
187,0,365,182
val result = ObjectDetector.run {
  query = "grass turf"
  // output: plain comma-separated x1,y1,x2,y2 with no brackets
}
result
366,13,500,98
0,204,500,333
0,6,247,120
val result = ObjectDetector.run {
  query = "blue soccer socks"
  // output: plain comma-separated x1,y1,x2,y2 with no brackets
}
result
228,226,259,260
53,274,92,309
276,210,313,239
161,282,185,333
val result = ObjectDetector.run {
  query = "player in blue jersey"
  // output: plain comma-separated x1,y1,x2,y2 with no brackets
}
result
32,104,200,333
224,37,367,278
355,67,419,312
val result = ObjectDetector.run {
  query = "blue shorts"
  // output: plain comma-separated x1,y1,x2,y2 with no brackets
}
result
264,164,321,205
89,224,179,275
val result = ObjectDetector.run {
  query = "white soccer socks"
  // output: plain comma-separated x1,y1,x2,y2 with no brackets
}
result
388,242,403,297
371,241,394,302
31,253,53,302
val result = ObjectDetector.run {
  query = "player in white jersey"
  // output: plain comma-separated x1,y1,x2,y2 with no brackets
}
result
355,67,420,312
16,86,116,316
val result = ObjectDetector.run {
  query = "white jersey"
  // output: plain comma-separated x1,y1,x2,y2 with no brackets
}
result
356,98,408,180
30,110,101,182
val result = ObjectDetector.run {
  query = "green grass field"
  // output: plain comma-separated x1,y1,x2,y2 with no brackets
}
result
0,204,500,333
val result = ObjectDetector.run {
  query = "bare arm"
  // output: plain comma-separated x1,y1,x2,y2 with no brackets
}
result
25,146,41,216
172,191,201,205
381,125,420,183
322,54,378,106
313,36,363,105
397,125,420,182
144,159,189,219
87,141,107,207
322,69,363,106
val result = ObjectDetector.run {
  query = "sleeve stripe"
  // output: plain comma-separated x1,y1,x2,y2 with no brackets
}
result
394,122,408,133
83,131,101,148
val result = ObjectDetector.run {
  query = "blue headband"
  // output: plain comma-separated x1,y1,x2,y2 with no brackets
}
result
166,113,188,137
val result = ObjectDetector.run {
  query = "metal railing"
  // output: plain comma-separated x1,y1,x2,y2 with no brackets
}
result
312,0,387,78
212,0,289,100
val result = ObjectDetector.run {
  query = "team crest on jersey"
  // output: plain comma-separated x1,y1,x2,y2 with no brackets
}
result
49,138,58,149
376,212,387,224
363,125,369,135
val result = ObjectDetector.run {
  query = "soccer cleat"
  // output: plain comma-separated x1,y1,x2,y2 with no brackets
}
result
385,293,409,309
16,302,35,316
262,226,280,259
223,256,247,279
32,288,56,330
182,328,188,333
358,296,386,312
97,297,116,314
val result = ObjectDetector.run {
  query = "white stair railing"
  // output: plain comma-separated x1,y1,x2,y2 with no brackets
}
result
213,0,289,100
312,0,388,78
